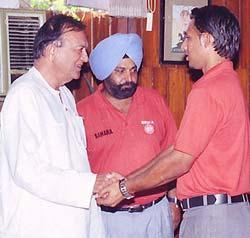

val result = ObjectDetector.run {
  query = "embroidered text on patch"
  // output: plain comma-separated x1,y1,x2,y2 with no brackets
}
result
95,129,113,139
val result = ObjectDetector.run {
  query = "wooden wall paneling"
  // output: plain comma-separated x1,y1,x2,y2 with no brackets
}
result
239,0,250,69
141,1,160,67
139,66,154,88
73,0,250,126
74,71,96,102
225,0,240,17
211,0,225,5
152,66,168,98
184,70,193,104
134,18,144,37
115,17,129,33
81,12,91,51
109,16,129,35
237,68,250,104
91,13,110,48
109,16,118,34
167,67,187,127
76,12,111,103
74,12,95,102
142,30,160,67
127,18,138,33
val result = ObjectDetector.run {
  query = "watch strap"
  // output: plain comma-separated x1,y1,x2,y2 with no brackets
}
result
119,178,134,200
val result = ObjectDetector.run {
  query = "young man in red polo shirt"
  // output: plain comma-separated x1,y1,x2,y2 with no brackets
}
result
77,33,180,238
97,6,250,238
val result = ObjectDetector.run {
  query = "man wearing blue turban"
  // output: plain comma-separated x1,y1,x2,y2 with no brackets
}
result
77,33,180,238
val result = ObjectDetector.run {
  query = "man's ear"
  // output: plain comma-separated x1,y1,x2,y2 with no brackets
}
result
200,32,214,48
200,36,205,47
46,42,58,61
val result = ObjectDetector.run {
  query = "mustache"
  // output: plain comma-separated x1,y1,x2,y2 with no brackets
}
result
119,82,136,89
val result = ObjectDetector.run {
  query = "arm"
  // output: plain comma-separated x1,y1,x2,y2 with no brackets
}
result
2,86,96,208
127,148,194,193
96,148,194,206
97,88,219,206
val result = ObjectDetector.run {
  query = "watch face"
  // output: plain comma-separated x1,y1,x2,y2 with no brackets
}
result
119,179,134,200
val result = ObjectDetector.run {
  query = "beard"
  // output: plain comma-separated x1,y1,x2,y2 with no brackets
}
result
104,78,138,99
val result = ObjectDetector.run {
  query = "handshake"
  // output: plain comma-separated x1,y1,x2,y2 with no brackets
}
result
93,172,128,207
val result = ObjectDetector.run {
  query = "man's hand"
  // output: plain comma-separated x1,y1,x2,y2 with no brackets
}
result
93,172,123,196
96,181,124,207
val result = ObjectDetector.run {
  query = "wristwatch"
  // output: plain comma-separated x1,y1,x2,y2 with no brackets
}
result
119,178,134,200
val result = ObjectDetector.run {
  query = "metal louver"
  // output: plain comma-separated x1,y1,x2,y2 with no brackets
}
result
0,9,45,95
7,14,41,72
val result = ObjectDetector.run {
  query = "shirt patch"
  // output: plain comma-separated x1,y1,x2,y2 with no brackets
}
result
94,129,113,139
141,120,155,135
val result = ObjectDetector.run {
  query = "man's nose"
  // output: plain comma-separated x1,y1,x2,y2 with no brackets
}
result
181,39,187,52
125,70,133,82
81,48,89,62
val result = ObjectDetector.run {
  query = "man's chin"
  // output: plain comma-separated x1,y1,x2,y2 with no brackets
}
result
72,73,81,80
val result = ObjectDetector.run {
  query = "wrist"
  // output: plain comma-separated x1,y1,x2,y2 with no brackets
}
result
119,178,134,200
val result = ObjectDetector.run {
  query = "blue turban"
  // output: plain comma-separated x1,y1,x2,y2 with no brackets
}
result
89,33,143,81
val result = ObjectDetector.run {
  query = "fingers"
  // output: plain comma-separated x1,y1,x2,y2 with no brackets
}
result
93,172,123,196
93,174,106,195
109,172,124,180
96,181,123,207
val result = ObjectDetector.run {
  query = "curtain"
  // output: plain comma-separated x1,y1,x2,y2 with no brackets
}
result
66,0,147,18
66,0,109,11
108,0,147,18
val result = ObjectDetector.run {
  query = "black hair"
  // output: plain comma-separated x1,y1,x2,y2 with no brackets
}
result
191,5,240,61
33,14,85,59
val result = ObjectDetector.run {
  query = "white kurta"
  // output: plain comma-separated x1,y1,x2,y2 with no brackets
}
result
0,67,104,238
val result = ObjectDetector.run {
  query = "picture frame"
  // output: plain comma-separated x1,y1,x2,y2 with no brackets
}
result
160,0,210,64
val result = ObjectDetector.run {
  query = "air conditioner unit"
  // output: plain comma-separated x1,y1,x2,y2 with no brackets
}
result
0,8,45,96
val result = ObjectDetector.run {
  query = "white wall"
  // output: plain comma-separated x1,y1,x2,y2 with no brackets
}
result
0,0,20,8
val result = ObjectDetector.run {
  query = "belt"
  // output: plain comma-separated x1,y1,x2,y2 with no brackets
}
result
101,196,164,213
180,193,249,210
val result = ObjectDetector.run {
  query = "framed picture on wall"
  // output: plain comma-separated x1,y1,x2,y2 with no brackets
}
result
160,0,210,64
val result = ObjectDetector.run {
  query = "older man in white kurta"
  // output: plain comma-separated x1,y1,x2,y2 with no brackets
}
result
0,67,104,238
0,14,105,238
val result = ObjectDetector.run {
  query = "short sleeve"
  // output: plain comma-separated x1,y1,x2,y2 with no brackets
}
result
174,88,222,157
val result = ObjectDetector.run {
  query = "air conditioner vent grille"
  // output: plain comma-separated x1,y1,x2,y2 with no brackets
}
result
8,15,41,70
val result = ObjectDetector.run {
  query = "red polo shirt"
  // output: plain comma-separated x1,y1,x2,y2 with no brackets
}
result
77,85,177,205
175,61,250,200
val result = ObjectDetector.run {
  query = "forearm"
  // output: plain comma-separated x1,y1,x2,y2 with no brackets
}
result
128,145,174,179
96,149,194,207
126,149,194,194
